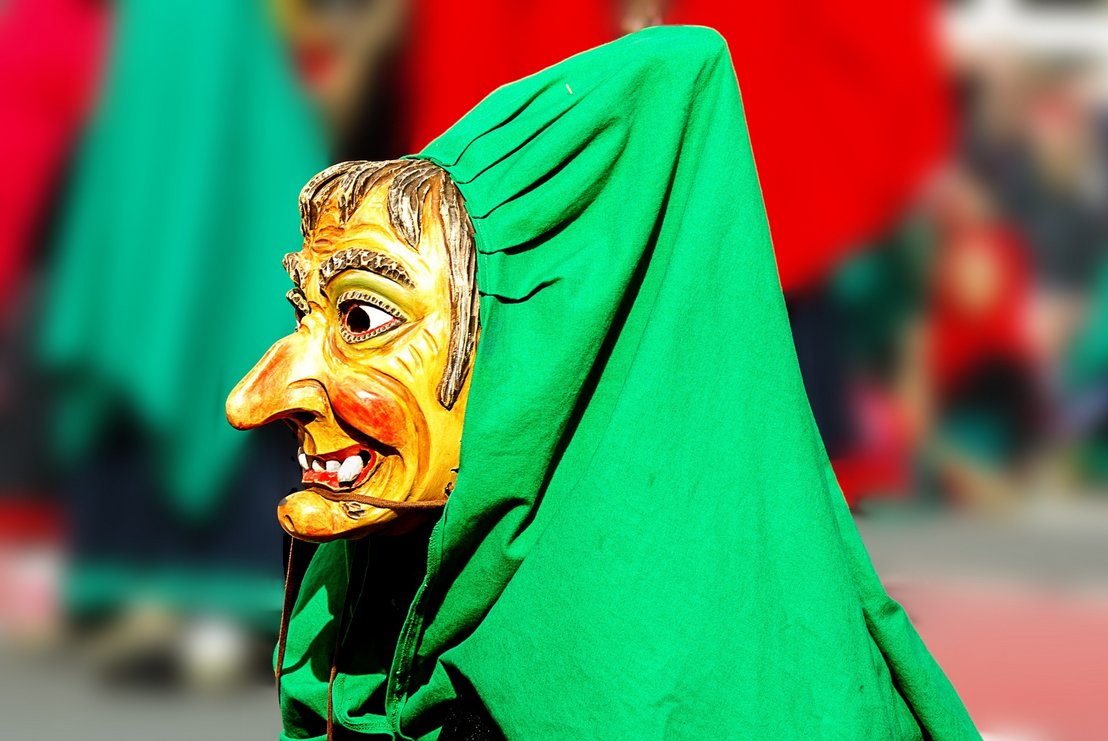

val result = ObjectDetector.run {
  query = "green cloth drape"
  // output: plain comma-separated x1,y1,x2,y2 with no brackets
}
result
38,0,327,520
278,27,978,739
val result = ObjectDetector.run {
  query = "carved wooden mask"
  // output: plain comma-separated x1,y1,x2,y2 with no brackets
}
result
226,160,478,541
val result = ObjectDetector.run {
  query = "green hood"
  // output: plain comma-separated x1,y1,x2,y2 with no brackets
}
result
278,26,978,740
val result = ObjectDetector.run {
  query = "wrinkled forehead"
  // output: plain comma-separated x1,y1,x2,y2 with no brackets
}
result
283,179,446,294
305,182,414,258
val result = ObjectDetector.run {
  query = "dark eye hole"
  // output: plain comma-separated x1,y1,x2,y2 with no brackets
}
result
336,291,404,343
345,304,375,333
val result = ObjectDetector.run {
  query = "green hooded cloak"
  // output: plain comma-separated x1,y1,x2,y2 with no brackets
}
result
277,26,978,740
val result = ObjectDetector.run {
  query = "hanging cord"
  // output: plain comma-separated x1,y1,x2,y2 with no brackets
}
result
326,580,350,741
275,537,301,701
275,536,368,740
318,490,448,510
326,658,340,740
273,535,348,741
326,538,371,741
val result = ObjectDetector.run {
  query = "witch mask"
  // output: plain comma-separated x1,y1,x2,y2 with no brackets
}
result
226,160,479,541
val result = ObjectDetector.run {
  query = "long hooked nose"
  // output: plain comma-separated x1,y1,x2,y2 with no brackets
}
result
226,327,329,430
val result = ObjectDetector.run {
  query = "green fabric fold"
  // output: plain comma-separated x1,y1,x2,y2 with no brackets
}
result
280,26,978,740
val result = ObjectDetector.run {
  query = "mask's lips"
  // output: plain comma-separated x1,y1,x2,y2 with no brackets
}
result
300,442,379,493
280,438,449,541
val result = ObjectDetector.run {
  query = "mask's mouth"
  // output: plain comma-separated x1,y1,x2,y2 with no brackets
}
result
298,442,380,493
280,437,396,542
281,428,444,542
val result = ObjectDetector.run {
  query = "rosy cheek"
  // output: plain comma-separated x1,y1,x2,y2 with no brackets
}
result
328,383,408,448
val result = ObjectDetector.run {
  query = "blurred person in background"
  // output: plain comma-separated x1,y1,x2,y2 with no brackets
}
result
273,0,619,160
921,168,1040,506
27,0,327,687
0,0,109,648
824,222,935,508
960,53,1108,493
967,58,1107,334
273,0,409,161
831,171,1042,510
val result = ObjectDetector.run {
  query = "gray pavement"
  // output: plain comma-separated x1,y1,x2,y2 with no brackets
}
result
857,497,1108,592
0,649,279,740
2,497,1104,740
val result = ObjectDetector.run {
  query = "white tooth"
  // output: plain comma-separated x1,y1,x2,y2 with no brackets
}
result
298,451,309,470
337,455,363,483
311,459,324,473
325,460,341,473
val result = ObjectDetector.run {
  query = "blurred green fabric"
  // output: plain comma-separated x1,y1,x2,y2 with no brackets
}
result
832,221,933,377
1067,259,1108,391
39,0,327,520
277,27,977,740
1066,260,1108,482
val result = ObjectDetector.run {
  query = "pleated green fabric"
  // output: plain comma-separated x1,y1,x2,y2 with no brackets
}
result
38,0,327,520
279,26,978,740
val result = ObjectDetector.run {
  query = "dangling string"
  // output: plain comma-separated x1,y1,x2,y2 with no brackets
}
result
274,534,347,741
318,489,449,510
275,537,300,702
326,538,370,741
326,659,340,740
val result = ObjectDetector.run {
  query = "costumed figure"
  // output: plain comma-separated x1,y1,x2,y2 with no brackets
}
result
228,27,978,740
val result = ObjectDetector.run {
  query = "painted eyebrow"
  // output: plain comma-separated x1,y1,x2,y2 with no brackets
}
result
317,247,415,290
286,287,310,316
282,252,307,290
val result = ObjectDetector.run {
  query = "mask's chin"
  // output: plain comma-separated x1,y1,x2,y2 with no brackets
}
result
277,487,397,542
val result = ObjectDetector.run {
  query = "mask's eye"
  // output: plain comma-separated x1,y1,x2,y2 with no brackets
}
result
336,290,404,343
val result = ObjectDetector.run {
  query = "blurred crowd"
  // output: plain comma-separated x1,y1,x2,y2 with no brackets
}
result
829,45,1108,511
0,0,1105,736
